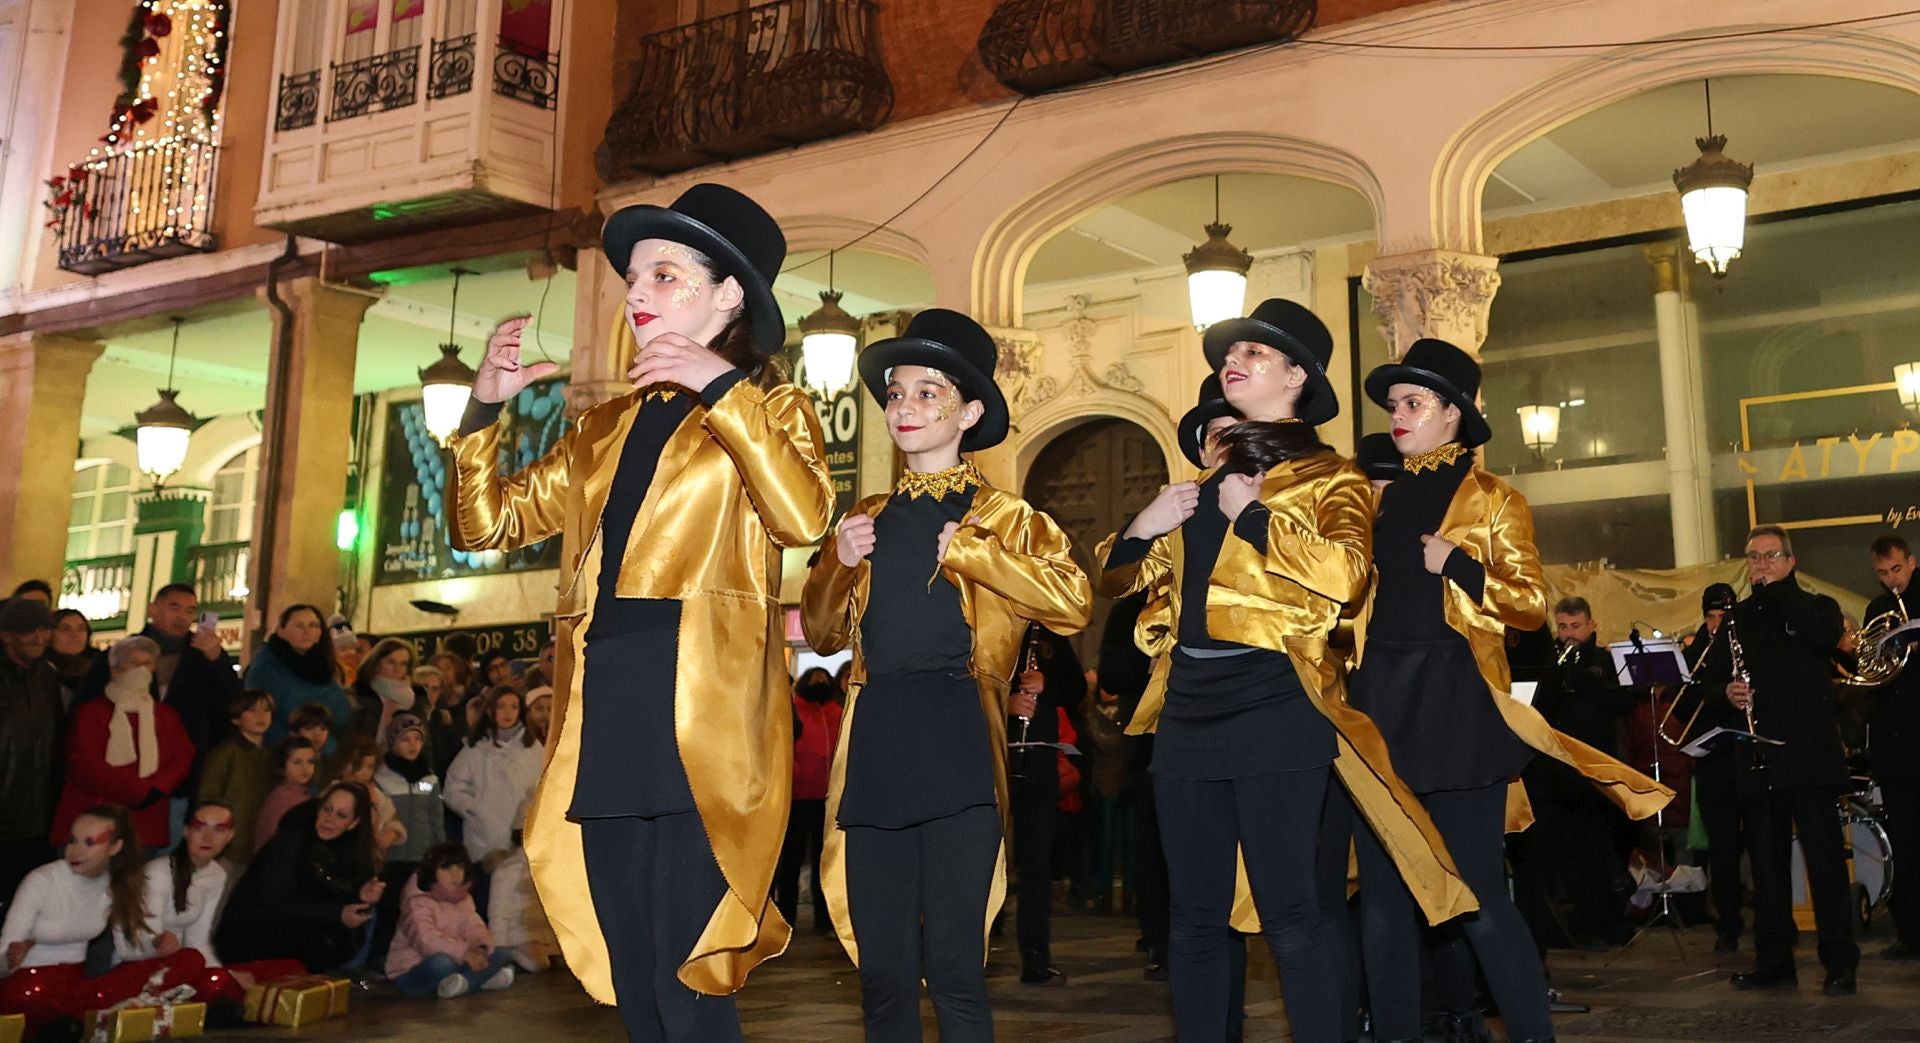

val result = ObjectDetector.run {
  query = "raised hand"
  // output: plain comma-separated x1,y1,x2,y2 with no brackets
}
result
835,513,877,567
628,331,734,394
1216,472,1264,522
474,315,561,405
936,515,981,562
1125,482,1200,540
1420,534,1458,575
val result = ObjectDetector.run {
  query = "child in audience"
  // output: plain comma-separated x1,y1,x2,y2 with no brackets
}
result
385,844,516,998
197,690,277,859
254,737,318,854
333,737,406,858
288,703,333,757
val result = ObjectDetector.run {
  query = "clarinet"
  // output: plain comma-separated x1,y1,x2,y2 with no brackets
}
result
1726,616,1767,772
1010,623,1041,780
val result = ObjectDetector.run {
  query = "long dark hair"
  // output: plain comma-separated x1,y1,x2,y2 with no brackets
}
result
268,604,336,685
76,804,147,945
1217,421,1329,476
310,780,377,877
688,249,785,391
470,687,535,747
355,637,415,688
170,800,231,913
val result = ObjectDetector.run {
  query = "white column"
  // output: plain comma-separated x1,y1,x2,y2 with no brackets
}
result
1646,245,1717,565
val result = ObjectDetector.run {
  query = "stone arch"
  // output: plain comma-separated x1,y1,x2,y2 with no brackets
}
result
1012,388,1180,491
972,132,1386,326
777,215,932,272
1433,26,1920,254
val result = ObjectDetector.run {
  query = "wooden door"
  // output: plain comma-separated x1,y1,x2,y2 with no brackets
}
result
1021,419,1169,672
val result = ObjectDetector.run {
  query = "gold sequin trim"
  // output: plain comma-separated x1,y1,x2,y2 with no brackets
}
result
895,460,984,500
1402,442,1467,474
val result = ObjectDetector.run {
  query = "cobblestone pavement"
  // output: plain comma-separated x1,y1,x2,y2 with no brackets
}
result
216,908,1920,1041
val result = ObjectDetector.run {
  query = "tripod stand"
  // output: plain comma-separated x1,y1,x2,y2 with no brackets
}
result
1613,682,1689,960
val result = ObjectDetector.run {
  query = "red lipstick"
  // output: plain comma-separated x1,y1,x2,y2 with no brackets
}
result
632,311,657,326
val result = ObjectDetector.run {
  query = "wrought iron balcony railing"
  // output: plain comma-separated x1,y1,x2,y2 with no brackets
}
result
429,35,477,100
494,36,560,109
188,540,251,619
600,0,892,180
60,553,137,626
978,0,1316,94
52,140,220,275
329,44,422,122
277,70,321,131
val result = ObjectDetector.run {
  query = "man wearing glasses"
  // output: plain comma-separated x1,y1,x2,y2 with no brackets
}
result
1697,525,1858,995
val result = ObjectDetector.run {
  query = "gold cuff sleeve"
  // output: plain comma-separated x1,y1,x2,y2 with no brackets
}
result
448,417,574,551
1093,530,1170,600
942,513,1094,636
702,382,835,548
802,534,867,655
1479,489,1549,630
1254,477,1374,607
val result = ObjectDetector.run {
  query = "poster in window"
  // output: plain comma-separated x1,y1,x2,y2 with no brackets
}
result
375,377,568,585
499,0,552,56
393,0,425,23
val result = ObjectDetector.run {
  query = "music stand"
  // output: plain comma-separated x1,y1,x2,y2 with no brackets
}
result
1606,639,1692,958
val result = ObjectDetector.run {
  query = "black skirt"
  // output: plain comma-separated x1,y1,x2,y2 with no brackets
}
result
1153,648,1335,781
1349,635,1531,794
839,668,996,829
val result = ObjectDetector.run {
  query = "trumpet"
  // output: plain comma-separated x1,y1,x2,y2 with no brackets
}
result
1726,616,1767,771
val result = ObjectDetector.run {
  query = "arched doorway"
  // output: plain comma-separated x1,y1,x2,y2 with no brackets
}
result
1021,418,1169,668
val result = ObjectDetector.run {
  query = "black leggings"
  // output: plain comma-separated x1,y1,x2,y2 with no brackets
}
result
774,798,829,931
844,804,1001,1043
1354,782,1551,1042
580,813,742,1043
1156,768,1339,1043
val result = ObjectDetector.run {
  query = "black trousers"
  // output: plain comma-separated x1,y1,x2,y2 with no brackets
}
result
1878,771,1920,948
1316,782,1363,1042
1009,772,1058,972
580,813,742,1043
844,805,1000,1043
774,798,830,932
1355,782,1552,1042
1692,753,1746,944
1156,768,1339,1043
1131,773,1170,961
1744,784,1859,974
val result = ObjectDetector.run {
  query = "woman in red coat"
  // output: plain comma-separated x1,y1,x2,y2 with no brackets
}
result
51,636,193,850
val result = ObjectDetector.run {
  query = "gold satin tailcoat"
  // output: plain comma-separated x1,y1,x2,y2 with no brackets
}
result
448,382,834,1002
1095,450,1479,927
801,484,1093,966
1352,465,1673,829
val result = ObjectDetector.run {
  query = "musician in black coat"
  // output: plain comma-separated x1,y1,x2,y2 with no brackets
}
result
1864,534,1919,959
1692,525,1858,995
1673,583,1747,952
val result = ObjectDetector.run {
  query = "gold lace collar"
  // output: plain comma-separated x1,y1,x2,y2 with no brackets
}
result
1402,442,1467,474
895,461,984,501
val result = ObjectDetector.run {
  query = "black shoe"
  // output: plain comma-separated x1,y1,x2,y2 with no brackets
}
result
1730,966,1798,990
1714,935,1739,954
1440,1010,1492,1043
1881,940,1920,960
1021,966,1068,987
1823,968,1857,996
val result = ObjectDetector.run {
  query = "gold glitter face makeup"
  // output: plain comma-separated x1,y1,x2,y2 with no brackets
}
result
1249,357,1279,375
655,242,693,261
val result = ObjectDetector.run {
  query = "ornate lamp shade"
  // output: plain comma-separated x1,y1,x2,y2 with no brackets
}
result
1184,222,1252,332
1672,135,1754,278
134,389,196,484
799,289,861,397
420,343,477,447
1516,403,1561,455
1896,361,1920,413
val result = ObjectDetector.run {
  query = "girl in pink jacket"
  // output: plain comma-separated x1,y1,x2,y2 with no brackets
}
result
384,844,516,998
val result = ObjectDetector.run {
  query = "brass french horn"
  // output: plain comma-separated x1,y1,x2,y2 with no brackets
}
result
1839,601,1912,688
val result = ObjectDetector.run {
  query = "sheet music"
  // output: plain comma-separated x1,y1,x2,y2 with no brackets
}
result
1680,726,1785,759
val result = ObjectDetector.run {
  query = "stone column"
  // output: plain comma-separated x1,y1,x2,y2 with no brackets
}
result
0,332,103,589
1647,245,1718,566
1362,249,1503,359
248,279,374,637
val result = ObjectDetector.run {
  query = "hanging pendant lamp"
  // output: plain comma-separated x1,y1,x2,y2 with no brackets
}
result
420,267,479,446
1672,80,1754,279
135,318,198,486
799,250,861,397
1184,175,1253,331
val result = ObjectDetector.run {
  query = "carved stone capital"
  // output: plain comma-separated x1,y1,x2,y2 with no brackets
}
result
1362,250,1502,359
988,326,1048,415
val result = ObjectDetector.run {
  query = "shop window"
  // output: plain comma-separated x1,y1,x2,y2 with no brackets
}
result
204,445,260,544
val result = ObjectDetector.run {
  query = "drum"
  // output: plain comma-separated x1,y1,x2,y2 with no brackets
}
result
1790,795,1893,928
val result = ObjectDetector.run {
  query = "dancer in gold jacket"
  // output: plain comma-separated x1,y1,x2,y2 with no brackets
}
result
447,185,833,1041
1097,299,1475,1043
803,309,1090,1042
1349,337,1671,1043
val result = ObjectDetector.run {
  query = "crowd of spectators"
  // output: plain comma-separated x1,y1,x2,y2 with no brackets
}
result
0,580,560,1040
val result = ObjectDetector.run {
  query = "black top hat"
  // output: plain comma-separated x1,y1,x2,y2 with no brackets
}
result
858,309,1010,452
1177,375,1237,469
1702,582,1737,614
1201,299,1338,427
601,184,788,356
1354,432,1403,482
1363,338,1493,448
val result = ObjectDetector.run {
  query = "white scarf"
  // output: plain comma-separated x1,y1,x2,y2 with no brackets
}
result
105,667,159,778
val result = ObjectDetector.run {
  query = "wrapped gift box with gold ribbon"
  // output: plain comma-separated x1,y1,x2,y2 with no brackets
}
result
0,1013,24,1043
83,1006,156,1043
242,974,351,1027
